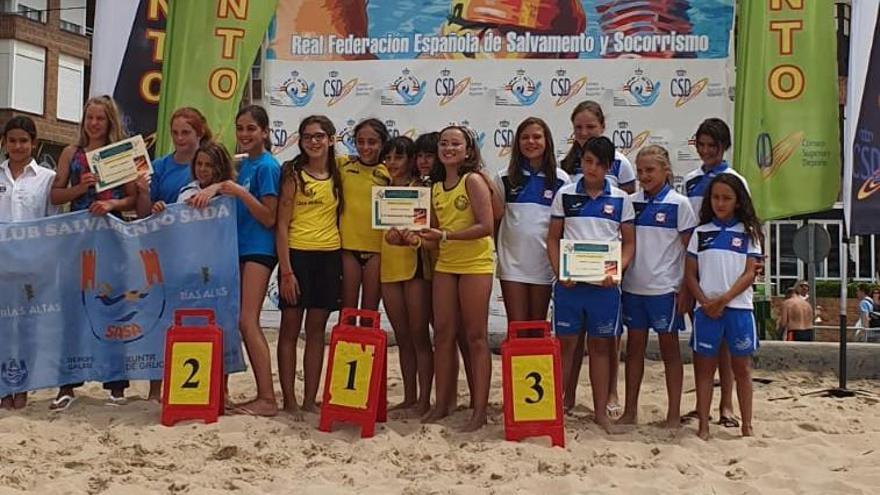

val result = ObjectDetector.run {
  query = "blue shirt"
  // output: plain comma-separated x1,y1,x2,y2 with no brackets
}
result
236,151,280,257
150,154,193,204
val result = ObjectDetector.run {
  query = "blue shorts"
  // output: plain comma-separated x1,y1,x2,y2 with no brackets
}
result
552,283,621,338
691,308,758,357
622,292,685,333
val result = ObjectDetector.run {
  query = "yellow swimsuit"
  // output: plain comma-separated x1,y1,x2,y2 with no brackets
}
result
287,170,340,251
337,155,391,253
432,173,494,275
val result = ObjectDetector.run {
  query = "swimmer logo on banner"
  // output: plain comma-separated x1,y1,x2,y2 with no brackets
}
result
264,0,735,186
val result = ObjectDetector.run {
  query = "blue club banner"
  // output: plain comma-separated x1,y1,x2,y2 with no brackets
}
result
0,198,245,396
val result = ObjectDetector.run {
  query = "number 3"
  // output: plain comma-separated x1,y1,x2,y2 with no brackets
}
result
182,358,200,389
525,371,544,404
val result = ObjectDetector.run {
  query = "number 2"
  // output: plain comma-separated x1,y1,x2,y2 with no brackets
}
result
182,358,200,389
345,360,357,390
524,371,544,404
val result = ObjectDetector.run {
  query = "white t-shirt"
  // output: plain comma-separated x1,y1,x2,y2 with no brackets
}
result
177,180,204,203
0,159,56,221
569,150,636,190
623,184,697,295
683,161,750,217
550,178,635,243
687,219,762,310
495,166,570,284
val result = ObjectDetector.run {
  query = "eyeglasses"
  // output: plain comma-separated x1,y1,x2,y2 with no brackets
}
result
301,132,328,142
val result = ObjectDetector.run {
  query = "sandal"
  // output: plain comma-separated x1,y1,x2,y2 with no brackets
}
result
50,395,77,412
680,410,712,424
606,403,623,419
717,415,740,428
106,393,127,406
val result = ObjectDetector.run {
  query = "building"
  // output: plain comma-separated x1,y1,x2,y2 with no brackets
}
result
0,0,89,167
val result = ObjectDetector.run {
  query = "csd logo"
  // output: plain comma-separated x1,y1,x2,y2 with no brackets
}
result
613,129,634,150
551,76,572,97
435,72,457,97
670,76,693,98
270,127,289,149
323,77,343,97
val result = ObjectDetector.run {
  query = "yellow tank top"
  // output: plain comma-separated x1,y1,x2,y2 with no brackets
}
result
380,180,424,283
432,173,495,275
287,170,340,251
338,155,391,252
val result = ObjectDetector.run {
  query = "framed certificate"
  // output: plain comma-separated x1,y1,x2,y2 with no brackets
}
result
87,135,153,192
371,186,431,230
560,239,622,283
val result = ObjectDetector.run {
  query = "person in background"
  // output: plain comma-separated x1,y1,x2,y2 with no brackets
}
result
777,287,814,342
0,116,56,410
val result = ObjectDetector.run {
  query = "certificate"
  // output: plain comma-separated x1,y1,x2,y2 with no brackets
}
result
371,186,430,230
559,239,621,283
86,135,153,192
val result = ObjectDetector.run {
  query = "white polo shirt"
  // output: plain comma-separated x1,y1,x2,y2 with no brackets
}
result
570,150,636,190
496,166,571,284
687,219,762,310
623,184,697,295
0,158,56,221
551,178,634,243
683,161,750,216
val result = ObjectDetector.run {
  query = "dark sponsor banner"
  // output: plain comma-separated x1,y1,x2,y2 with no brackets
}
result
851,9,880,235
112,0,166,155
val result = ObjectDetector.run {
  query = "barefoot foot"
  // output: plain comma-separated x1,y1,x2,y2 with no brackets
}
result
458,413,487,433
232,398,278,417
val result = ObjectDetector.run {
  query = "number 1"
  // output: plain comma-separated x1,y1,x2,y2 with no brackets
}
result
345,360,357,390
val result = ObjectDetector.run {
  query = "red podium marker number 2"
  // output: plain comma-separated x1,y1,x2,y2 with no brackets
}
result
161,309,224,427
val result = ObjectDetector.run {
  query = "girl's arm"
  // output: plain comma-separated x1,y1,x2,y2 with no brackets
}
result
275,178,296,275
620,222,635,272
718,257,758,307
483,170,505,223
135,175,153,218
50,145,90,205
677,232,694,314
220,180,277,228
547,217,564,281
685,256,708,306
89,181,137,216
418,204,442,249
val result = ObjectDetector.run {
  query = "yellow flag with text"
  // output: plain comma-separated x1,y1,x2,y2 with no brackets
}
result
156,0,277,155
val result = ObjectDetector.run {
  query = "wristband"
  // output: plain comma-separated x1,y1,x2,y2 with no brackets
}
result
440,230,448,242
281,271,294,279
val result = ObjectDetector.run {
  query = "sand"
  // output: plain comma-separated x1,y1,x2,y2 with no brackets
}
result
1,329,879,494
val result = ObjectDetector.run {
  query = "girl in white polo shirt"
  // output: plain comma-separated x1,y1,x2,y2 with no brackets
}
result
686,173,762,440
548,136,635,432
619,145,697,428
495,117,570,322
0,116,56,410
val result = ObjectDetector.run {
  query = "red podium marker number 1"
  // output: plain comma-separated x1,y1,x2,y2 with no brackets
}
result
501,321,565,447
319,308,388,438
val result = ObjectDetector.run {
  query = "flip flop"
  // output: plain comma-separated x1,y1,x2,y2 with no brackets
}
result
50,395,77,412
718,415,740,428
680,410,713,424
606,403,623,419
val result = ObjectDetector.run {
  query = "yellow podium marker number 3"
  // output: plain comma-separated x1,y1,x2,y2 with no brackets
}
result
328,342,376,409
511,355,556,422
167,342,213,405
